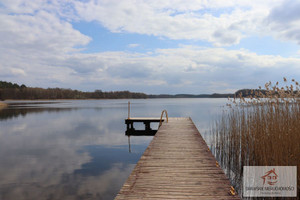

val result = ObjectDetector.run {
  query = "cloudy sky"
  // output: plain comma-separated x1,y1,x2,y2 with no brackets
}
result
0,0,300,94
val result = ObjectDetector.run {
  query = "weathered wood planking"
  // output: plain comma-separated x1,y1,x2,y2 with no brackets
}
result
115,117,240,199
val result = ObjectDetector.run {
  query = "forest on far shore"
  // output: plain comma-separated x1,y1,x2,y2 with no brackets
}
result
0,81,148,100
1,80,260,100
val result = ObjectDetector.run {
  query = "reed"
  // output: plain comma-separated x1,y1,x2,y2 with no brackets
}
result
211,78,300,198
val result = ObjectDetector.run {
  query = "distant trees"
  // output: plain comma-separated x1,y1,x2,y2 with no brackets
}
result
148,93,235,98
0,81,26,89
0,81,147,100
3,80,270,101
235,89,267,98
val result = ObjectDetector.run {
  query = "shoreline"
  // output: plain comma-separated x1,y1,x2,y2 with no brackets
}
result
0,102,8,109
0,97,230,101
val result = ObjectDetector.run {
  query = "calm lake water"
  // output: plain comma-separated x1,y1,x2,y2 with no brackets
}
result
0,98,228,200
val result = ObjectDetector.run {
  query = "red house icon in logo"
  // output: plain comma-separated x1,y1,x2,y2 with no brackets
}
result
261,168,278,185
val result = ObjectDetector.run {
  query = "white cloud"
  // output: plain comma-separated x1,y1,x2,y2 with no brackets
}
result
2,0,299,48
0,2,91,86
0,11,90,54
0,0,300,93
74,0,244,46
72,0,293,46
3,43,299,93
0,0,46,14
266,0,300,45
10,68,26,76
128,43,140,48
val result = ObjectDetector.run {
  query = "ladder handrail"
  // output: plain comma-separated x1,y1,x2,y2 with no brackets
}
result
159,110,168,127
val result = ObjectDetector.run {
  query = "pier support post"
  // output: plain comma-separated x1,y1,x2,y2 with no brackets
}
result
144,122,152,131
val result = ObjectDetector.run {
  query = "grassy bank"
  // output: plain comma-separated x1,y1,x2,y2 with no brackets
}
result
211,78,300,198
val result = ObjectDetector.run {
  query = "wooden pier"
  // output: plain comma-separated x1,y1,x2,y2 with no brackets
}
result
116,117,240,199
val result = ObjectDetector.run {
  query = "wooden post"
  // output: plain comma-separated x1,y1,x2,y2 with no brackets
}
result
128,101,130,119
144,122,151,131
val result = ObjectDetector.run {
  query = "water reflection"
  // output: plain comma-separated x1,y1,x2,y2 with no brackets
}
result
0,162,135,200
128,137,131,153
0,99,227,200
0,107,77,121
74,145,144,176
0,101,152,200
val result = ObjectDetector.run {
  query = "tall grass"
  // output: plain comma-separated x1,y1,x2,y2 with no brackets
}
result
211,78,300,198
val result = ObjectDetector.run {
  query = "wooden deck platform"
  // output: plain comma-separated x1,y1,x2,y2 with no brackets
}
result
115,117,240,199
125,118,164,136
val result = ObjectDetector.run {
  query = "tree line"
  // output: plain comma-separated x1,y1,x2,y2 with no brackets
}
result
0,81,147,100
2,80,262,101
148,93,234,98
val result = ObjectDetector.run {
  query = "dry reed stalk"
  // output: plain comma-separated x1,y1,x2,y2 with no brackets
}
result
211,78,300,199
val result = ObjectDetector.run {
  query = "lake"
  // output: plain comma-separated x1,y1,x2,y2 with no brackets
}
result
0,98,228,200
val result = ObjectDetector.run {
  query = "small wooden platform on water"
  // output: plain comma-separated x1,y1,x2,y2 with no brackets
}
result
116,117,240,199
125,118,164,136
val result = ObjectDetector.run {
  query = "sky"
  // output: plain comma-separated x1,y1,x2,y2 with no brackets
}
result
0,0,300,94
